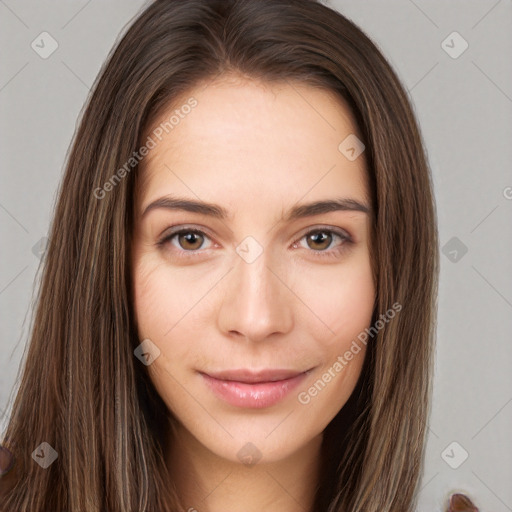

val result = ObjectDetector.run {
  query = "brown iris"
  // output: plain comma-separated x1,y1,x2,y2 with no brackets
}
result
306,231,332,251
177,231,204,250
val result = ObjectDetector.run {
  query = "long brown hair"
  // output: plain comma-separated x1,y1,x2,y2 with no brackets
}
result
1,0,440,510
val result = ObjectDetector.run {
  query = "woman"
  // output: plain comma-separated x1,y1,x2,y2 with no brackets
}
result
0,0,478,510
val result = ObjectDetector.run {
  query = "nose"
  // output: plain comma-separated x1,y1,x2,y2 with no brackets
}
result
216,245,294,343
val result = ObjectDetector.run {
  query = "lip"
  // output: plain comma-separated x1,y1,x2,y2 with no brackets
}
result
200,368,312,409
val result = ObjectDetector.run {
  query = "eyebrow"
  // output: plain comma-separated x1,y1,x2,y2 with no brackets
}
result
141,195,371,221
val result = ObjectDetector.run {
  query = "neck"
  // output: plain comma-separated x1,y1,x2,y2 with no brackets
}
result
167,424,323,512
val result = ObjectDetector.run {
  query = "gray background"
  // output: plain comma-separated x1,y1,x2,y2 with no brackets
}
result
1,1,511,510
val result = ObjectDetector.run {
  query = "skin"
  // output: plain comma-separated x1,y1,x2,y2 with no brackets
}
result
131,74,376,512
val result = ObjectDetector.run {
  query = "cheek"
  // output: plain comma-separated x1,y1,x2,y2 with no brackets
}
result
290,253,374,410
292,259,374,421
291,253,375,344
132,256,212,340
132,256,219,386
132,261,170,338
132,259,199,416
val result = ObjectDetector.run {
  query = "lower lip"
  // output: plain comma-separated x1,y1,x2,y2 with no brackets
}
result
200,372,309,409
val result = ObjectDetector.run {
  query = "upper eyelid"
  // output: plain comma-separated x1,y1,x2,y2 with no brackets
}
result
296,225,352,239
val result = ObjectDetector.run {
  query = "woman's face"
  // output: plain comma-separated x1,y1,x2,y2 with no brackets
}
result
131,76,375,465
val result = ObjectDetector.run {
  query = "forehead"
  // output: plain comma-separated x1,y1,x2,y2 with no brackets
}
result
136,77,369,214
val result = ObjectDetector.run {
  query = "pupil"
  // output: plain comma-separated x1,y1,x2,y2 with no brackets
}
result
183,232,201,249
310,232,330,249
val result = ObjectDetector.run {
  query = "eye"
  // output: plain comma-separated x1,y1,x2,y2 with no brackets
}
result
156,227,213,257
293,227,352,259
156,225,353,260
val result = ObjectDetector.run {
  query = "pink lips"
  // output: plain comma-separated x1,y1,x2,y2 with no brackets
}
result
200,369,310,409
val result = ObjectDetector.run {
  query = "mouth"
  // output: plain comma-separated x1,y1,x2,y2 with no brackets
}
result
203,368,312,383
198,368,314,409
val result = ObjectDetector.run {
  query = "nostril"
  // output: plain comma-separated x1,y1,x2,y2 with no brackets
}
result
448,493,479,512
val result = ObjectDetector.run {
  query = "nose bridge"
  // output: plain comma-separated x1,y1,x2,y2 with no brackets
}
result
217,235,293,341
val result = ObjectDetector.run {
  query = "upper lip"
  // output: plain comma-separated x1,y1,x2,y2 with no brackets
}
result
202,368,310,383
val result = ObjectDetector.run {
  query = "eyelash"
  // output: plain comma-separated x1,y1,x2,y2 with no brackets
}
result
156,225,353,261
